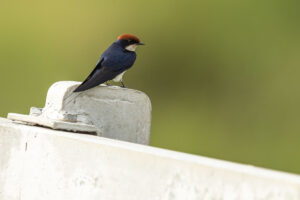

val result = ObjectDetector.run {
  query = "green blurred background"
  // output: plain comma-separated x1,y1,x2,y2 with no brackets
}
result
1,0,300,173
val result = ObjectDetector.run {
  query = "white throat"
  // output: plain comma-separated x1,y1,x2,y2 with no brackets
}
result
125,44,138,52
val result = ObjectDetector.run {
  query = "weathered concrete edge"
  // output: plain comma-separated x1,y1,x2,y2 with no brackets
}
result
7,113,98,134
1,117,299,184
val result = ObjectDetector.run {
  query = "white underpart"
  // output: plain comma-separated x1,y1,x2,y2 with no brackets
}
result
125,44,138,51
113,71,126,82
113,44,136,82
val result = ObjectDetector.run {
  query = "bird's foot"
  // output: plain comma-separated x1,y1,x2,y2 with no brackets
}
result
121,81,126,88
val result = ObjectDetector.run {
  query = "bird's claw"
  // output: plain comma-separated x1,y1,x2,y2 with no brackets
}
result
121,81,126,88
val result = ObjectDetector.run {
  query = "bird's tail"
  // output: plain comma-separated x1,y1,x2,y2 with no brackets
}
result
63,91,83,107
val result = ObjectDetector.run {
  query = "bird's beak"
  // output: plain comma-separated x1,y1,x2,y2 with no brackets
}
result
137,42,145,45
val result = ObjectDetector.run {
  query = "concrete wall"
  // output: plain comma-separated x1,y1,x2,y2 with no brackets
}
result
1,118,300,200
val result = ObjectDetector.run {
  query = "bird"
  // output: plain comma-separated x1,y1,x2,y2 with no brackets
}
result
73,33,144,92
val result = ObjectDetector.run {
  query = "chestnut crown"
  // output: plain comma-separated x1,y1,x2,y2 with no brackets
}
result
117,34,144,45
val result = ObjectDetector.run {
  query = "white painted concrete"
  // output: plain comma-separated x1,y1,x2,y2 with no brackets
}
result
0,118,300,200
7,113,98,134
8,81,152,145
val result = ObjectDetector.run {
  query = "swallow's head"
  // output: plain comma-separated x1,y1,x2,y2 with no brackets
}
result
117,33,144,51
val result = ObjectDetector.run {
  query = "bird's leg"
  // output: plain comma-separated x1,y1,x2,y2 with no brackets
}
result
121,81,126,88
105,81,111,86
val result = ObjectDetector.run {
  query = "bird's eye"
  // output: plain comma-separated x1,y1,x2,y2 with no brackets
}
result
128,40,133,43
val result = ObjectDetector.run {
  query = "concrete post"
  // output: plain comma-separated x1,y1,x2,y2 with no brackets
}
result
8,81,152,145
3,81,300,199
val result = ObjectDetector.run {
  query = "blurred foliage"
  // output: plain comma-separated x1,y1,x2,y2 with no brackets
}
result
1,0,300,173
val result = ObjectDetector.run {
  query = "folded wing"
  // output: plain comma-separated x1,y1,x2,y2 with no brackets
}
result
73,58,122,92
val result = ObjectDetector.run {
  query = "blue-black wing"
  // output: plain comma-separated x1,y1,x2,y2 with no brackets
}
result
73,58,123,92
73,43,136,92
